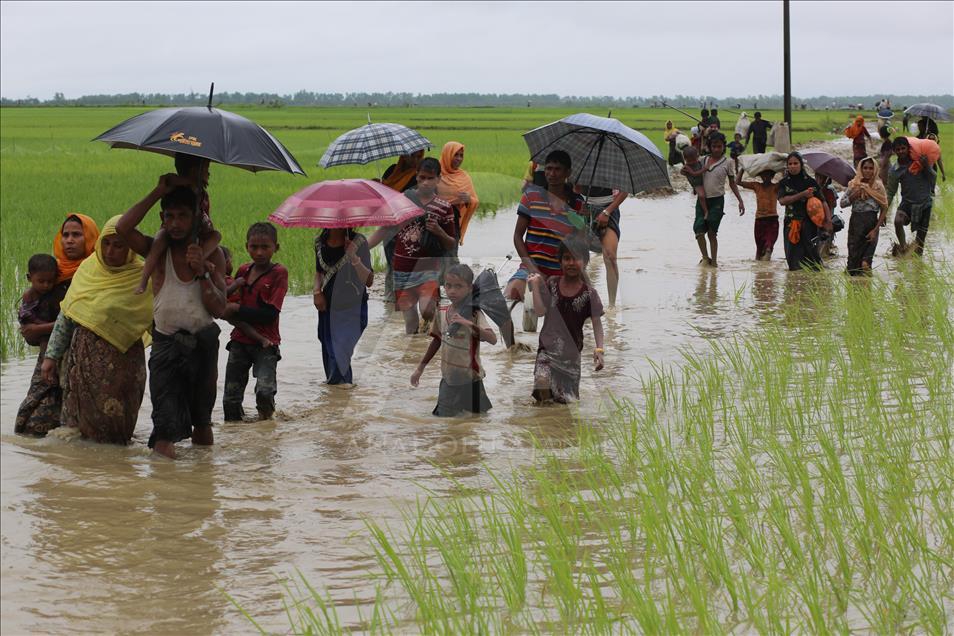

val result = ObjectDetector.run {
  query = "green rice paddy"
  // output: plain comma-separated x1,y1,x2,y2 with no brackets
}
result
251,260,953,634
1,106,950,358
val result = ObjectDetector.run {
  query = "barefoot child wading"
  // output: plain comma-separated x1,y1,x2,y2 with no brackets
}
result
738,170,780,261
684,133,745,268
222,223,288,421
529,236,604,404
411,264,497,416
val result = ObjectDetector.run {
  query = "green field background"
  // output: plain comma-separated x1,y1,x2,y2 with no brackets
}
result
1,106,950,358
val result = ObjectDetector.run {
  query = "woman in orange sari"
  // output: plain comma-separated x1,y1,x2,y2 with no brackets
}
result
381,149,424,193
437,142,480,245
15,213,100,436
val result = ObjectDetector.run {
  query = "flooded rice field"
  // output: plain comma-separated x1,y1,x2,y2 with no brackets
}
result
2,182,950,633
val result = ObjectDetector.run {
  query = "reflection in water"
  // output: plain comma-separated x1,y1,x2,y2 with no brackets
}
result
692,269,719,316
2,191,948,633
752,267,780,312
17,444,224,634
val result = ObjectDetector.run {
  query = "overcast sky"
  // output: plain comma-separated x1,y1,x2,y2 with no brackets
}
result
2,1,952,100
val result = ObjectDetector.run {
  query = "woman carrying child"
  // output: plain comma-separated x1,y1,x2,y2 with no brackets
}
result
841,156,888,275
314,227,373,385
15,213,99,437
411,264,496,416
528,236,605,404
39,216,152,444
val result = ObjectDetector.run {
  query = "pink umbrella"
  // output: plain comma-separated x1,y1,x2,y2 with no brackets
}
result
268,178,423,228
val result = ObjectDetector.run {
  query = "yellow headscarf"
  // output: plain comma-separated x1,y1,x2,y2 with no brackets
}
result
437,141,480,245
60,215,154,353
847,156,888,211
664,120,681,142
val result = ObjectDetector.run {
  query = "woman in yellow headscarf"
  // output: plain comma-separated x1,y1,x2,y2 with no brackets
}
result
437,141,480,245
14,213,100,438
40,216,153,445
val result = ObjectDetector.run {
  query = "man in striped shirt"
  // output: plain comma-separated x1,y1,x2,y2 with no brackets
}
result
501,150,584,347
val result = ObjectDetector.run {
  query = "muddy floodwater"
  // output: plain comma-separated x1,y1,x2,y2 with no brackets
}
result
1,179,946,633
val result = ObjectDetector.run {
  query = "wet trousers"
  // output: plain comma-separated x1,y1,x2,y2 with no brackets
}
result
223,341,280,420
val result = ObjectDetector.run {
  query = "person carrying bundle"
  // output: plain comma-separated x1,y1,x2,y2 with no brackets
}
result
888,137,938,256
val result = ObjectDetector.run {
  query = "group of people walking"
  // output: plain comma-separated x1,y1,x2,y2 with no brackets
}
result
666,108,942,274
12,114,944,458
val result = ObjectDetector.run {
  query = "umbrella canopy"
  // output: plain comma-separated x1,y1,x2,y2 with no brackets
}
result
801,151,856,187
523,113,671,193
903,103,952,122
93,106,305,174
269,179,423,229
319,123,431,168
449,268,511,335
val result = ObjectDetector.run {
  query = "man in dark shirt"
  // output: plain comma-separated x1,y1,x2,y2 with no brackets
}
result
746,111,773,154
888,137,937,256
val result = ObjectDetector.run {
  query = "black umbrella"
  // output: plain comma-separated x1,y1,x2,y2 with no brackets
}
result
93,84,305,175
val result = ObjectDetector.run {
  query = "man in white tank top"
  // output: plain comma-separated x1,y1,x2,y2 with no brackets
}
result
116,174,228,459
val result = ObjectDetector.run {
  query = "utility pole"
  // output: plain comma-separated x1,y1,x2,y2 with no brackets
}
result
783,0,792,131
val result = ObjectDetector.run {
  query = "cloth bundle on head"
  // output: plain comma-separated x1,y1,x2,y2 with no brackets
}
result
60,215,153,353
381,154,419,192
437,141,480,245
53,213,100,283
735,112,750,138
905,137,941,175
844,116,866,139
848,157,888,210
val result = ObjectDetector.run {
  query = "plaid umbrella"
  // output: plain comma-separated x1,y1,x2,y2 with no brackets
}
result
903,103,952,123
319,123,431,168
523,113,671,193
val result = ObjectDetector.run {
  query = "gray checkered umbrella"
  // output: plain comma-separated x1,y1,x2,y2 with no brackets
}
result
903,103,952,123
523,113,671,193
319,122,431,168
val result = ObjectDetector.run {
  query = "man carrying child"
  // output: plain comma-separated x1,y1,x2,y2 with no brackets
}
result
116,174,228,460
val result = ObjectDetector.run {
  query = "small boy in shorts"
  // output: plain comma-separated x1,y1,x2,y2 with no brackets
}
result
222,222,288,421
